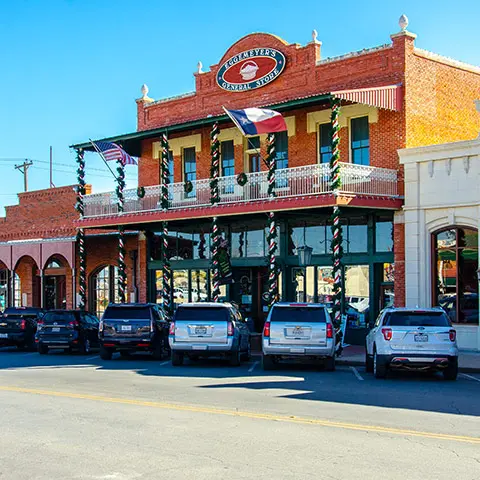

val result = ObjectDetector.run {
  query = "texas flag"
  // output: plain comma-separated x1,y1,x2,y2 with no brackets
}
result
223,106,287,136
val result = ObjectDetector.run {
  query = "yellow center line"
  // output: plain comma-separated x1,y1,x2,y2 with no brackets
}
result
1,385,479,445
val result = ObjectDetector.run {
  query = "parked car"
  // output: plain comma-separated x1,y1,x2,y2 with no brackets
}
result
262,303,336,371
36,310,100,354
169,302,250,366
99,303,169,360
365,307,459,380
0,307,45,350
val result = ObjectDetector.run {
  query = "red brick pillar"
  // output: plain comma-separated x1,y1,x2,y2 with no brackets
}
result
394,213,405,307
138,233,148,303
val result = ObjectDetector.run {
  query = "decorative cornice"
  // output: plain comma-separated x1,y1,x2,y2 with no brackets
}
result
316,44,392,66
144,91,196,108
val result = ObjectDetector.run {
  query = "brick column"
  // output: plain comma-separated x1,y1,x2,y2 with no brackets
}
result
137,233,148,303
393,212,405,307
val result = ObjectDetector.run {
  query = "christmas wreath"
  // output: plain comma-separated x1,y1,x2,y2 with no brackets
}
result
137,186,146,198
184,180,193,194
237,172,248,186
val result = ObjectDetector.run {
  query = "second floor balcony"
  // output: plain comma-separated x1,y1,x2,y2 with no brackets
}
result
82,162,399,220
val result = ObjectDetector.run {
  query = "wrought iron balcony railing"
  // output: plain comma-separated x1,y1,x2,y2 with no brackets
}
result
83,162,398,218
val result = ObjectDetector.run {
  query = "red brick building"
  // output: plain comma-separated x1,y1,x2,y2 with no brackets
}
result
5,20,479,328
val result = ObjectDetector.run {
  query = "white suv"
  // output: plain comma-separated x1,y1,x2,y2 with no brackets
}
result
365,307,459,380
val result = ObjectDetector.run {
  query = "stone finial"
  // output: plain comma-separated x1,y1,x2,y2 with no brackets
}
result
197,61,203,74
312,29,318,43
399,14,409,32
141,84,149,98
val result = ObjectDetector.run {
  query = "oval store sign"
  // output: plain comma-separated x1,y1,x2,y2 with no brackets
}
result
217,48,286,92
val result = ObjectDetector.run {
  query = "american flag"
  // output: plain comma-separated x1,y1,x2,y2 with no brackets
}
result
92,141,137,166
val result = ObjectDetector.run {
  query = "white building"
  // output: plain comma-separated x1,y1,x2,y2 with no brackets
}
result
399,104,480,351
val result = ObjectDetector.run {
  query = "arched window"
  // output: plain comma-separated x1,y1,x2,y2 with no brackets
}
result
433,227,478,325
46,259,62,269
91,266,121,318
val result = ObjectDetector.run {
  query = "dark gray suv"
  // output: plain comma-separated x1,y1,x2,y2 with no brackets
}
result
99,303,170,360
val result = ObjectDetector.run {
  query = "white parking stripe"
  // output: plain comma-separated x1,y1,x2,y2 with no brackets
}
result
350,366,364,381
248,361,259,373
460,373,480,383
159,361,170,366
86,355,100,361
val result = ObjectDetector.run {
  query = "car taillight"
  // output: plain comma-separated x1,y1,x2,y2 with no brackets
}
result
37,320,44,331
20,319,26,330
98,320,104,333
382,327,392,341
449,329,456,342
326,323,333,339
68,320,79,329
169,322,175,336
263,321,271,338
227,321,234,336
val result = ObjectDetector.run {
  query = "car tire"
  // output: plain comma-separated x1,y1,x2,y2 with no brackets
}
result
365,350,374,373
38,344,49,355
325,356,336,371
171,351,184,366
262,354,275,371
242,340,251,361
443,359,458,381
80,339,91,355
100,346,113,361
373,349,387,379
229,348,241,367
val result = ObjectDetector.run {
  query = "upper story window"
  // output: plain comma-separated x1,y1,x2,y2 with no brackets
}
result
167,150,174,185
183,147,196,197
245,136,261,173
275,131,288,188
351,116,370,165
319,123,332,164
221,140,235,194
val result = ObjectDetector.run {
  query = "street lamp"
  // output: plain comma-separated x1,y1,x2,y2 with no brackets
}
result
297,245,313,266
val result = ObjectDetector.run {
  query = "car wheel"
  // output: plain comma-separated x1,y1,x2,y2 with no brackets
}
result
100,346,113,361
38,344,49,355
325,356,336,371
81,339,91,355
365,349,374,373
443,358,458,381
229,348,241,367
262,354,275,371
171,351,184,366
373,349,387,379
242,340,251,361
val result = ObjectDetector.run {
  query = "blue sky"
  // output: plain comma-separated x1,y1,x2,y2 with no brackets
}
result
1,0,479,214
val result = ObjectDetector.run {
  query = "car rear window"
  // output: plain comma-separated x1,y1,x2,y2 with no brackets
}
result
175,307,228,322
4,308,41,317
384,311,450,327
43,312,76,324
103,307,151,320
270,306,327,323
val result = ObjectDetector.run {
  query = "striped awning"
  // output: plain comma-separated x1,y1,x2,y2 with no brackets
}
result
332,84,402,111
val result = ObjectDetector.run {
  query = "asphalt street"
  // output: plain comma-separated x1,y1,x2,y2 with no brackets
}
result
0,347,479,479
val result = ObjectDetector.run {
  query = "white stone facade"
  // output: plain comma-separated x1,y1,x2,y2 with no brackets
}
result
399,136,480,351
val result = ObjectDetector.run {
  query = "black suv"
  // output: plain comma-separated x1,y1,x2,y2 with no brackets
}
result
0,307,45,350
36,310,100,355
99,303,170,360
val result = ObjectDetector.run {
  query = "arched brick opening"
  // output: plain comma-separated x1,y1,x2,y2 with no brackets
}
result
14,256,40,308
89,265,120,318
43,254,73,310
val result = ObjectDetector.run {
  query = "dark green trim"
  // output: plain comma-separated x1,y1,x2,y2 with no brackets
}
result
70,94,332,155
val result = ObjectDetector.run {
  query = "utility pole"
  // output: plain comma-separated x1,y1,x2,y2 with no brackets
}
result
14,160,33,192
49,146,55,188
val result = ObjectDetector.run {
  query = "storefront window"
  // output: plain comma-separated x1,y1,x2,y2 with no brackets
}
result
293,267,315,302
434,227,478,324
348,217,368,253
173,270,189,307
376,215,393,252
317,267,334,305
232,226,271,258
92,266,120,318
191,269,209,302
155,270,163,305
0,270,8,310
345,265,369,316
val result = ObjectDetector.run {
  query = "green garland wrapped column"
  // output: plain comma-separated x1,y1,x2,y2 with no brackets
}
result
330,97,343,326
75,148,87,310
266,133,278,308
210,122,221,302
161,133,170,210
118,226,127,303
116,160,125,213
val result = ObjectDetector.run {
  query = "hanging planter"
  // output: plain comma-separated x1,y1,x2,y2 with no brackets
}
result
184,180,193,194
137,186,146,198
237,172,248,187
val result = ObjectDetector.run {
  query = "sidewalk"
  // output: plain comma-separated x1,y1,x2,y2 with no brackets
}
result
337,345,480,373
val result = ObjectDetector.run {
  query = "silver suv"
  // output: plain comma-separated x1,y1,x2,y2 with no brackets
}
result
169,303,250,366
365,307,459,380
262,303,336,370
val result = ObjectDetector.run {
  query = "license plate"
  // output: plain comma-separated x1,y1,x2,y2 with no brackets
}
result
292,328,304,336
192,345,207,350
120,325,132,332
52,328,60,333
414,334,428,342
290,348,305,354
0,333,7,338
195,327,207,335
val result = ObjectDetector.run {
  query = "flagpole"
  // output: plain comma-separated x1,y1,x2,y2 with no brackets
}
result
89,139,118,180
